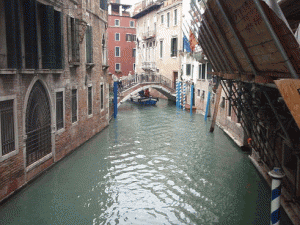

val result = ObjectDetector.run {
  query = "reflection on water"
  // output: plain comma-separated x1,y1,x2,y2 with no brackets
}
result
0,99,292,225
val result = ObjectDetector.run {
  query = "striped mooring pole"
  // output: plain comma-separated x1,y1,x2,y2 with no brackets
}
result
269,167,285,225
176,80,180,108
113,81,118,118
183,82,186,110
190,83,194,115
179,81,182,109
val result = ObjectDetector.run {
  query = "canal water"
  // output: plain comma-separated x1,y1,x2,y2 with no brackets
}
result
0,99,292,225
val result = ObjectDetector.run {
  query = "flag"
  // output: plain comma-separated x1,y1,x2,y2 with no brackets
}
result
183,34,191,52
189,30,198,52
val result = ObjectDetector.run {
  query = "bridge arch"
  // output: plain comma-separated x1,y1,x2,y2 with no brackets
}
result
118,84,176,107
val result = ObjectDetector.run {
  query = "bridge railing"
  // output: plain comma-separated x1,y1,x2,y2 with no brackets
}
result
119,74,175,93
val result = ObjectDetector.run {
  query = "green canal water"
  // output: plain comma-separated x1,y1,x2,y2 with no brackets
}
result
0,99,292,225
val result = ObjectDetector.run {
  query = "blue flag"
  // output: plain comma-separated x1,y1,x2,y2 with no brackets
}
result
183,35,191,53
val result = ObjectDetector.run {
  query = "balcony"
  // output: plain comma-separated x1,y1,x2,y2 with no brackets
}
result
142,62,156,71
142,30,156,40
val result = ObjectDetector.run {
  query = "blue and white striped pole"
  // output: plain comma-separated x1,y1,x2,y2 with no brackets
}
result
176,80,180,108
269,167,285,225
179,81,182,109
183,82,186,110
113,81,118,118
190,83,194,115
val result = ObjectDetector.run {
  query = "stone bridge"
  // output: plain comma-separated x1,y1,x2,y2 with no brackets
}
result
117,74,176,107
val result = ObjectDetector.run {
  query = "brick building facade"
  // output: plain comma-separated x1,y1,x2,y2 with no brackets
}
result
107,0,136,78
0,0,109,203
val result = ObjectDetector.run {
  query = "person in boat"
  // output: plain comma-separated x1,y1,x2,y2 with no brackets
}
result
138,90,145,97
144,88,150,98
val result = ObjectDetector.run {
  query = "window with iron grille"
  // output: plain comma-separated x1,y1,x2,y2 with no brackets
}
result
86,25,93,63
67,16,80,63
0,100,15,156
71,89,77,123
100,84,104,110
171,37,177,57
88,86,92,115
56,92,64,130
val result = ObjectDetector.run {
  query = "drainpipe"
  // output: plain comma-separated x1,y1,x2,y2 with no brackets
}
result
253,0,299,79
269,167,285,225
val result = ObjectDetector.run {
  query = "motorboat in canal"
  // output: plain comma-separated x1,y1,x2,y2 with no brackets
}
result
129,89,158,105
129,94,158,105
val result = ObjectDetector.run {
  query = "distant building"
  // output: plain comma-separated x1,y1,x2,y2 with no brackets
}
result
107,0,136,78
0,0,109,203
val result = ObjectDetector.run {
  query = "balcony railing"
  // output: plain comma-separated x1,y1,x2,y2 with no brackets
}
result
142,62,156,71
142,30,156,39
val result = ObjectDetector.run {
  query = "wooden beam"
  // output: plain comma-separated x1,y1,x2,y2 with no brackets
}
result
210,85,222,132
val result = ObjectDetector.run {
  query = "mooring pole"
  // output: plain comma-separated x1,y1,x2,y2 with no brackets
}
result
179,81,182,109
183,82,186,110
269,167,285,225
113,81,118,118
176,80,179,108
190,83,194,115
204,91,211,121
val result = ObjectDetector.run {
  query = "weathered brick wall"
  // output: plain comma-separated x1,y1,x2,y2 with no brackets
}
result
0,0,109,203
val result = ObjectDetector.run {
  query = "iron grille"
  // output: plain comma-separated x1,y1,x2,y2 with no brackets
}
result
0,100,15,155
72,89,77,123
56,91,64,129
100,84,104,110
26,81,51,166
88,86,92,115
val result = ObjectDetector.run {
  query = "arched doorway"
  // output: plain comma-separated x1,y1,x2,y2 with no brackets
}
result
25,81,51,166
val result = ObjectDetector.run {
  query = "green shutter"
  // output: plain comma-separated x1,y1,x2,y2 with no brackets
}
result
75,18,80,62
67,16,72,62
54,10,63,69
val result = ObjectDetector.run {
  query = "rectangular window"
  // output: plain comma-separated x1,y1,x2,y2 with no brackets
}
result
198,65,202,79
115,47,120,57
132,35,136,41
207,63,212,79
133,48,136,57
100,84,104,110
0,100,15,156
161,15,164,24
71,89,77,123
88,86,92,115
86,25,93,63
116,63,121,71
167,12,170,27
160,40,163,58
174,9,177,26
67,16,80,63
100,0,108,10
56,92,64,130
171,37,177,57
130,21,135,27
186,64,191,75
115,33,120,41
115,19,120,26
126,34,132,41
201,63,206,79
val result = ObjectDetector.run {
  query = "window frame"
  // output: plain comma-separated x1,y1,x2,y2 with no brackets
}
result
87,85,93,116
115,63,121,71
71,88,78,124
115,19,120,26
0,95,19,162
130,21,135,27
115,33,120,41
115,46,120,57
55,88,65,132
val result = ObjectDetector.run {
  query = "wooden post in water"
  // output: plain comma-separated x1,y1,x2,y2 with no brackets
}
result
209,85,222,132
113,81,118,118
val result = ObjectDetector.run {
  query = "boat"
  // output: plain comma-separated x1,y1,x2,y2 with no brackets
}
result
129,94,159,105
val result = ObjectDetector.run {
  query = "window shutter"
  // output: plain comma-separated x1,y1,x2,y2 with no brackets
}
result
174,38,177,56
170,38,173,56
90,26,93,63
75,18,80,62
43,5,55,69
54,10,63,69
67,16,72,62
